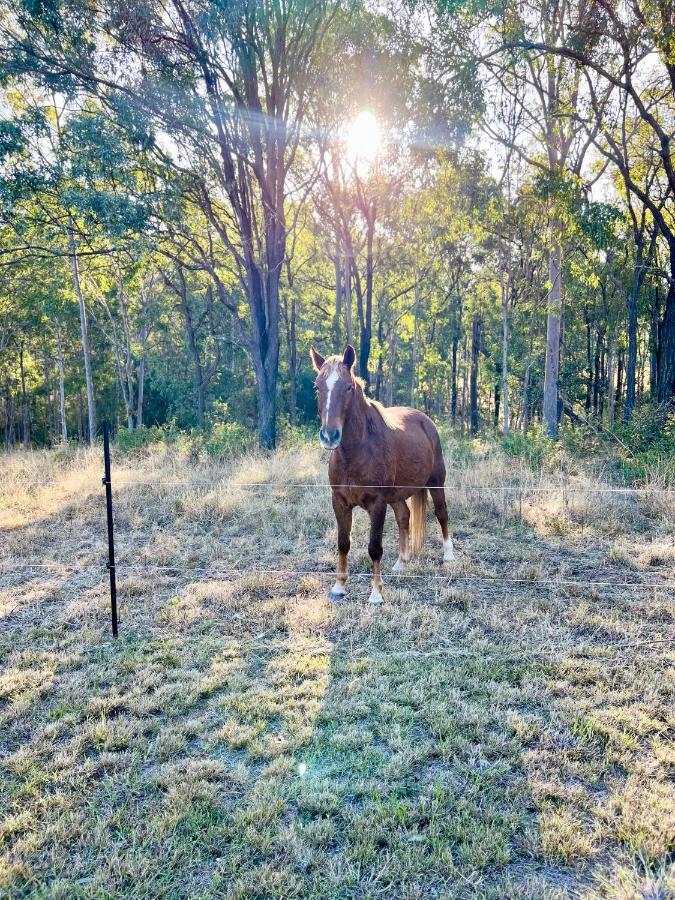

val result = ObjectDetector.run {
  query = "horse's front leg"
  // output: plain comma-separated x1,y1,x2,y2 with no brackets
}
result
330,493,352,601
366,498,387,604
392,500,410,574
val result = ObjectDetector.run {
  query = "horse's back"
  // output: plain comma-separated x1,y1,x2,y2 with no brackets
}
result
383,406,441,446
380,405,444,484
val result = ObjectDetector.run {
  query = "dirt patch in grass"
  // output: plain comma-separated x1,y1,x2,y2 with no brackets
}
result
1,441,674,898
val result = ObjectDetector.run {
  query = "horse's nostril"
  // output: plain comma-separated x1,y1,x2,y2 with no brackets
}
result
329,429,341,443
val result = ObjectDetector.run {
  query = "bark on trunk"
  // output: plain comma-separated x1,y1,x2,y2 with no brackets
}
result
69,225,96,445
19,341,29,450
501,282,509,437
288,297,298,427
451,332,459,426
656,244,675,404
470,315,481,436
55,323,68,443
333,251,343,352
624,241,644,423
344,256,353,346
136,321,146,430
4,386,14,448
650,286,660,399
411,280,419,407
387,333,397,407
543,227,562,439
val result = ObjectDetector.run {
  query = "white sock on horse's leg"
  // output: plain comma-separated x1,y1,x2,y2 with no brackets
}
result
443,536,455,562
329,581,346,601
369,561,384,603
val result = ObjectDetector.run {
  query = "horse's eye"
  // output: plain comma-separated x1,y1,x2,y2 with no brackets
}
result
347,385,354,392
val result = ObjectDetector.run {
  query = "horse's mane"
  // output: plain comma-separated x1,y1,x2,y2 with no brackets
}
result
353,382,398,432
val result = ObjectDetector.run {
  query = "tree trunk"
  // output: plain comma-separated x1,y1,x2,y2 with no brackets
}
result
615,351,624,409
289,297,298,427
656,245,675,404
180,281,206,428
584,308,593,412
333,251,343,352
501,281,509,437
55,323,68,443
593,326,604,416
5,386,14,449
624,241,644,423
375,316,384,402
650,286,660,399
387,332,397,407
494,379,501,429
470,314,481,436
543,227,562,438
42,348,53,446
357,216,375,391
607,333,617,425
344,255,353,346
19,341,29,450
411,280,419,407
451,329,459,425
68,225,96,445
77,391,84,442
136,319,146,430
119,283,135,430
249,261,280,449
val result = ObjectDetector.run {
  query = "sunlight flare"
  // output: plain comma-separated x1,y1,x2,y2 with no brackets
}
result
345,109,381,166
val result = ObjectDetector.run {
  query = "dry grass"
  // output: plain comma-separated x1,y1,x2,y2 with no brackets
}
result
1,438,674,898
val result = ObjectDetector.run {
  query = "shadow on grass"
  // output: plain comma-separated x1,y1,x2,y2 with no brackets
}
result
2,459,674,897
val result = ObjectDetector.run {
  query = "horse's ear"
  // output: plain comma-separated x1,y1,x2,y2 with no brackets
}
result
343,344,356,370
310,347,325,373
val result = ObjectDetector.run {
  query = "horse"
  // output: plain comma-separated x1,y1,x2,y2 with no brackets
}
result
310,344,455,604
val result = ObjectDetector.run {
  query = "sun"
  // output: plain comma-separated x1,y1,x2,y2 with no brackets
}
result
345,109,381,167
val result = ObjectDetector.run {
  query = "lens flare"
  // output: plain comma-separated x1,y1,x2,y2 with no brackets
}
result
345,109,381,166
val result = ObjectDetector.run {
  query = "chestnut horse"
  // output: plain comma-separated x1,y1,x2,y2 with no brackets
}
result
311,344,455,604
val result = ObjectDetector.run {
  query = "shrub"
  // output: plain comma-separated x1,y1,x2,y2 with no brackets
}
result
502,428,554,470
277,421,315,449
115,423,180,452
203,421,254,458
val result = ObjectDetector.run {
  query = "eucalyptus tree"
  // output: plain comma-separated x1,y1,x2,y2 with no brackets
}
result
505,0,675,406
1,0,339,448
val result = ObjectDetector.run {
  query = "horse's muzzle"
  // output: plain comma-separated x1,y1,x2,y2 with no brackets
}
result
319,427,341,449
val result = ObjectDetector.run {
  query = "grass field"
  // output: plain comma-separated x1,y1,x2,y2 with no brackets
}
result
1,437,674,899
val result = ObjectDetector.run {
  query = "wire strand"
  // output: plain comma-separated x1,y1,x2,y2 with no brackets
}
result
2,560,673,590
109,478,675,494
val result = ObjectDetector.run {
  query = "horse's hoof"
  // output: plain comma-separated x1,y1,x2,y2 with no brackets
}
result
368,590,384,605
392,559,405,575
443,538,456,563
328,590,345,602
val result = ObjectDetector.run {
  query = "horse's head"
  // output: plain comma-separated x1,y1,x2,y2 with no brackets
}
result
310,344,356,450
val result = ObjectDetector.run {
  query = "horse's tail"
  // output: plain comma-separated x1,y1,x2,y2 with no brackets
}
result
409,488,428,557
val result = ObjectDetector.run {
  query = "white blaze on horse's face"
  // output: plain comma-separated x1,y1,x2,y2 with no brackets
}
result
311,345,356,450
315,360,354,450
324,369,339,427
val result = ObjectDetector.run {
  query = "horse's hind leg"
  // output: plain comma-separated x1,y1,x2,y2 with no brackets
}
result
391,501,410,574
330,493,352,601
366,498,387,604
427,470,455,563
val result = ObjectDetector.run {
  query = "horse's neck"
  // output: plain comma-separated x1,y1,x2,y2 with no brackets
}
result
341,388,373,451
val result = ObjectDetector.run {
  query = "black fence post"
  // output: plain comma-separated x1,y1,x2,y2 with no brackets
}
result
102,421,118,637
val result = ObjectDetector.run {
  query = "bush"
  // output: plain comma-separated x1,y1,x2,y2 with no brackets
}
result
502,429,554,470
277,421,315,449
115,423,180,452
203,421,254,458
